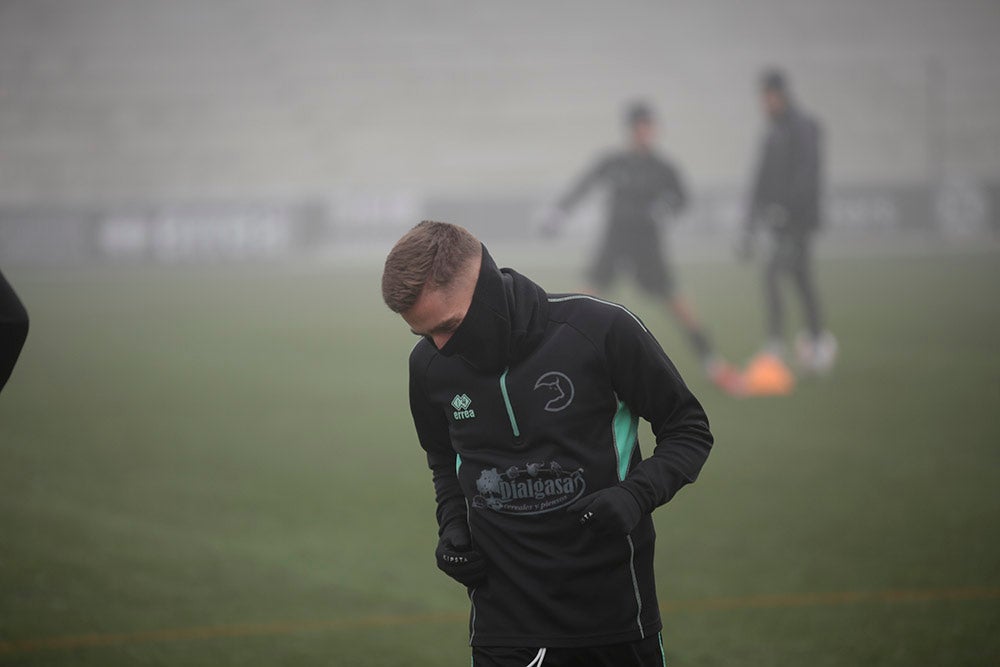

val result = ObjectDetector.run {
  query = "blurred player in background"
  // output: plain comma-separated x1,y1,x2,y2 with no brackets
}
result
0,268,29,393
540,102,740,394
739,69,837,376
383,221,713,665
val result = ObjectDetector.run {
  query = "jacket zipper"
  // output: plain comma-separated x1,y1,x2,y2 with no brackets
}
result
498,368,522,441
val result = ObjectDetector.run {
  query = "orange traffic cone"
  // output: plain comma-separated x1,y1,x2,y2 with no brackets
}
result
741,352,795,396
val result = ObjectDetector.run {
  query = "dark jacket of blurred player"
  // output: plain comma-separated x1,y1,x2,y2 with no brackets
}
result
544,102,739,392
382,221,713,666
741,70,836,373
0,268,29,392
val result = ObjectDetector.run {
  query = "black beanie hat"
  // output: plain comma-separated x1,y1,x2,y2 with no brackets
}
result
624,101,654,127
761,68,788,93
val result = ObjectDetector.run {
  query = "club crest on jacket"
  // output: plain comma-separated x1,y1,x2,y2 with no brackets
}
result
534,372,575,412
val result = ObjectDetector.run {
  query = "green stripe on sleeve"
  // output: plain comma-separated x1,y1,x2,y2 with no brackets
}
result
612,400,639,482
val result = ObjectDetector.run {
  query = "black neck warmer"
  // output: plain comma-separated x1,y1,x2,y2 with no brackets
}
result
438,245,549,374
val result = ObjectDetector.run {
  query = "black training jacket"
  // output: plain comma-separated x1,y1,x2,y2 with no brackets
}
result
749,104,823,233
557,149,687,234
408,247,713,648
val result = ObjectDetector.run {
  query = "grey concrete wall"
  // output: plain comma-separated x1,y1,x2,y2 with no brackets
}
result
0,0,998,204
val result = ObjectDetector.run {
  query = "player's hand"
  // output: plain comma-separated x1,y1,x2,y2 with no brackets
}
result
765,204,789,230
567,486,642,537
435,529,487,587
531,206,566,239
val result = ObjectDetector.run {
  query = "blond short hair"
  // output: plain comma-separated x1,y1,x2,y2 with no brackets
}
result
381,220,481,313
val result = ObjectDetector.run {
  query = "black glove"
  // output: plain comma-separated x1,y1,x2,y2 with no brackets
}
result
435,526,487,587
532,206,566,239
567,486,643,537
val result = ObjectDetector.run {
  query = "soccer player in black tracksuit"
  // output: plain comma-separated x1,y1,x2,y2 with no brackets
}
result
541,102,740,394
0,268,29,393
382,221,713,667
739,69,837,373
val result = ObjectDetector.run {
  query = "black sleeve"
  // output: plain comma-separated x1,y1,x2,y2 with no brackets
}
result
0,268,29,393
408,345,467,538
788,117,821,222
663,161,688,214
605,308,713,512
746,136,770,231
556,155,610,212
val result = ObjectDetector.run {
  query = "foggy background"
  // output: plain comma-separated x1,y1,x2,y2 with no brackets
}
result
1,3,999,664
1,0,998,264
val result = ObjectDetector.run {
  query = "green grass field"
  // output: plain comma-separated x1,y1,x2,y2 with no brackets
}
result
1,246,998,666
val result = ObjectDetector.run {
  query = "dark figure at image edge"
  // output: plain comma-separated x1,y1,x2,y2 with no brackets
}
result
0,269,29,393
382,221,713,666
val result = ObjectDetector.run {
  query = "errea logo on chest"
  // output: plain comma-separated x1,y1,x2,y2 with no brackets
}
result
451,394,476,421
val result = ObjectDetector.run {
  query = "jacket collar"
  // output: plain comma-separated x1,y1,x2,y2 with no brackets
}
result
438,245,549,373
